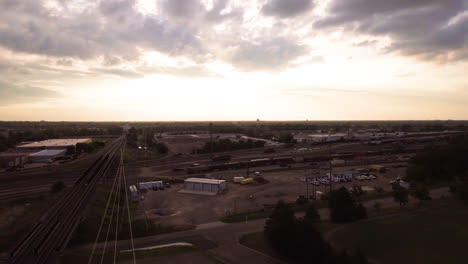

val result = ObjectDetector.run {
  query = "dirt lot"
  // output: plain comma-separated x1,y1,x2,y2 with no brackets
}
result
136,161,408,226
118,251,218,264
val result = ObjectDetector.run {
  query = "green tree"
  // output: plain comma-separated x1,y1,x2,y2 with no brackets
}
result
373,201,382,215
393,185,409,206
51,181,65,193
355,203,367,220
328,187,358,222
277,132,295,144
451,172,468,200
410,183,432,201
264,201,336,263
264,201,297,257
349,248,369,264
304,204,320,223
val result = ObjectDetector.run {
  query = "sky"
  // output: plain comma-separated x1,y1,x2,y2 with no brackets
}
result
0,0,467,121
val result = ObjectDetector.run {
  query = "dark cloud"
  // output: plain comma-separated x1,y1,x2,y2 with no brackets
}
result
0,81,60,105
0,0,206,61
56,58,73,67
229,38,308,71
205,0,243,23
317,0,468,62
138,65,222,78
262,0,313,18
92,68,144,79
0,0,310,74
99,0,136,16
102,56,122,66
161,0,204,18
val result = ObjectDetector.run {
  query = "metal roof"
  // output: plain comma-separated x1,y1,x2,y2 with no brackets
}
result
29,149,66,157
185,178,226,184
17,138,91,148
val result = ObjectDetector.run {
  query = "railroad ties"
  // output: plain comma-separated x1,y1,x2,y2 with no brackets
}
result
8,137,124,264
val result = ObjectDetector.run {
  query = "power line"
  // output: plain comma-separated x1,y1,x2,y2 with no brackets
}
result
88,160,121,264
99,166,121,264
113,154,123,264
122,144,137,264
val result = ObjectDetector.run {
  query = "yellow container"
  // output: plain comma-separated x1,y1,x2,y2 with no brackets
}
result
240,178,254,185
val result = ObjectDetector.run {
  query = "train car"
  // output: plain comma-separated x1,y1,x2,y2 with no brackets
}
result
187,165,212,174
212,155,231,162
272,157,294,164
249,158,273,167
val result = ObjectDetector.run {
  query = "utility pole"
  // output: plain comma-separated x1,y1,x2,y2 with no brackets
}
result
329,132,333,193
209,122,213,154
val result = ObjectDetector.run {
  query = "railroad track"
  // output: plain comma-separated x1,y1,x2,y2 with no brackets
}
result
7,137,124,264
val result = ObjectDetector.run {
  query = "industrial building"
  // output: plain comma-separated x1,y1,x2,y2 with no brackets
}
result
16,138,91,150
0,152,30,169
183,178,226,194
138,181,163,190
28,149,66,163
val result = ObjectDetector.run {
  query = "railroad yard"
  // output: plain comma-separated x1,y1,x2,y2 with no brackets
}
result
0,121,465,264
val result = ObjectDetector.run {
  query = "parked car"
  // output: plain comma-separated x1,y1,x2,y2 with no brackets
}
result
355,175,366,181
311,181,320,186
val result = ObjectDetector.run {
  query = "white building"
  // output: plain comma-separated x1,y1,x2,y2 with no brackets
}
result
138,181,163,190
17,138,91,150
28,149,66,163
184,178,226,194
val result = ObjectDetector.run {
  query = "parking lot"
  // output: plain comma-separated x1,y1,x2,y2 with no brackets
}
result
135,161,408,226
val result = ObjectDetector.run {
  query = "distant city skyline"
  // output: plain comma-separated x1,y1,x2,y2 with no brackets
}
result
0,0,467,121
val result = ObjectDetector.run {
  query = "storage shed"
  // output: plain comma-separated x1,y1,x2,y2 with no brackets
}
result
28,149,66,163
138,181,163,190
184,178,226,194
0,152,30,169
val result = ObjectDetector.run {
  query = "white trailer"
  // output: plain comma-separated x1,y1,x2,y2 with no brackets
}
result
129,185,138,201
184,178,226,194
138,181,163,190
233,176,245,183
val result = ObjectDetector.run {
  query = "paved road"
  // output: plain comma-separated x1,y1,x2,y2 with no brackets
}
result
76,187,449,264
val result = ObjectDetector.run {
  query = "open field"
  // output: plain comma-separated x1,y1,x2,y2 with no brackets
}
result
328,199,468,264
239,221,340,259
0,193,66,252
239,200,468,264
137,161,406,226
60,245,223,264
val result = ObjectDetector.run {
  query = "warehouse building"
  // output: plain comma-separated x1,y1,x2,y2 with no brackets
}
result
28,149,66,163
183,178,226,194
0,152,30,169
16,138,91,150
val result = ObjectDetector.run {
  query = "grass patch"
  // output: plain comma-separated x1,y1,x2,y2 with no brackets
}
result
60,245,197,264
123,146,166,162
220,201,327,223
220,210,271,223
0,193,65,251
239,221,342,257
329,199,468,264
69,185,191,246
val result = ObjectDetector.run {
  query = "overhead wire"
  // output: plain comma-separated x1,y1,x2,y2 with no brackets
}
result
122,144,137,264
112,152,123,263
87,156,121,264
99,161,121,264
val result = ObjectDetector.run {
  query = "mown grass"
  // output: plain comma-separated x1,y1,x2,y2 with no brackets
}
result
60,245,196,264
329,199,468,264
60,245,225,264
239,221,341,257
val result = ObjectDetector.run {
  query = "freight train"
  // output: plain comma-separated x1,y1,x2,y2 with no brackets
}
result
187,157,294,174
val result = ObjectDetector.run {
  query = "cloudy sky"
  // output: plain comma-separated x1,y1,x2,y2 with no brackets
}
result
0,0,467,121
